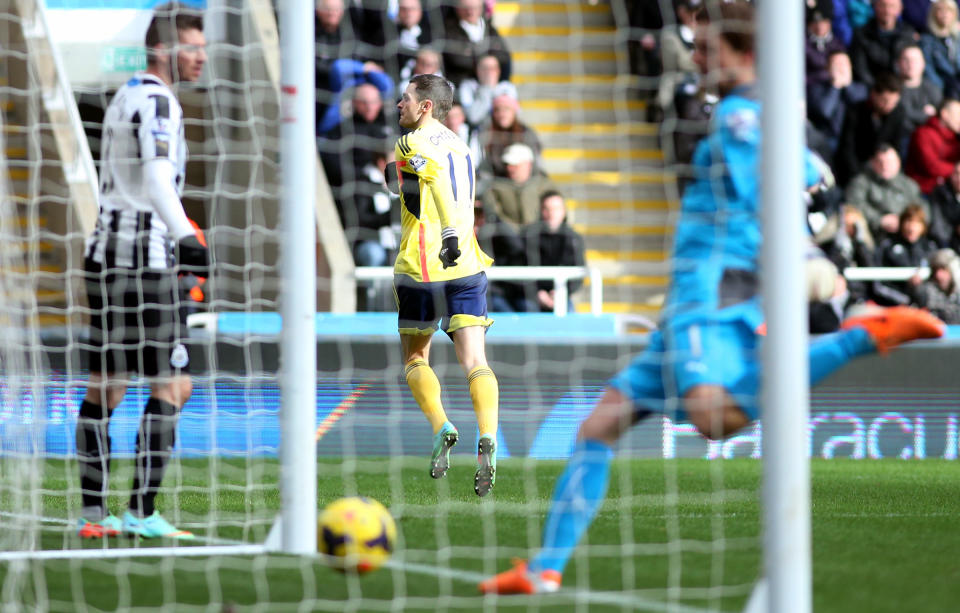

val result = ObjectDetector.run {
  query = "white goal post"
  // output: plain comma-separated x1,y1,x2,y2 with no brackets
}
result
0,0,317,563
1,0,819,609
277,0,318,556
757,0,811,611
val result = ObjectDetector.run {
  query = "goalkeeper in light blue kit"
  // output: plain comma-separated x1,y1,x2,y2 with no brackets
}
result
481,1,944,594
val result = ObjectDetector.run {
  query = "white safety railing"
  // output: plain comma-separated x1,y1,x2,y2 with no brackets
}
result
843,267,930,282
354,266,604,316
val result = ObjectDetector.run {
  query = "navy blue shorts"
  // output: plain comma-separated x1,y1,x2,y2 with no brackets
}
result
394,272,494,336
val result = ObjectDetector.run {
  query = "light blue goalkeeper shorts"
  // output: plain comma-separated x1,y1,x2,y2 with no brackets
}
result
609,315,761,422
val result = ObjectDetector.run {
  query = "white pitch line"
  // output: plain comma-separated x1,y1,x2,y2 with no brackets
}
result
384,559,714,613
0,510,254,549
1,511,715,612
0,544,268,562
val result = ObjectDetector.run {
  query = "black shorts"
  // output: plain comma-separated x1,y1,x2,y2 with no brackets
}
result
82,258,190,377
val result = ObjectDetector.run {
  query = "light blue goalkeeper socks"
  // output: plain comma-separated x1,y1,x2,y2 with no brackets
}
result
524,329,872,576
808,327,874,386
529,439,613,575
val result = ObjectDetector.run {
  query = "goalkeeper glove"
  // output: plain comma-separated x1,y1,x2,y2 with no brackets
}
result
176,234,210,277
438,234,460,269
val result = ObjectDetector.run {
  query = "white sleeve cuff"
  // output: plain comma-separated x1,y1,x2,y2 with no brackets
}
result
143,158,195,240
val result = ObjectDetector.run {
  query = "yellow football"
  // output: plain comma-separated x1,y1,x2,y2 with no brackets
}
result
317,496,396,574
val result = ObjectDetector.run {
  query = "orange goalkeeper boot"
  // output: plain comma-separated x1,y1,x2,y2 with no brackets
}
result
478,559,562,595
841,306,945,354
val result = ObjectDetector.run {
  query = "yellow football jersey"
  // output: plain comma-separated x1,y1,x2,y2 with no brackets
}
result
393,120,493,283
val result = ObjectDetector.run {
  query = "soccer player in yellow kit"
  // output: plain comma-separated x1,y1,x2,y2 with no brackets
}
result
390,74,499,496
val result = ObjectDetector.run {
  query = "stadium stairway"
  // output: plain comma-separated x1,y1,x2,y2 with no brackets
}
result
1,0,99,328
491,0,675,317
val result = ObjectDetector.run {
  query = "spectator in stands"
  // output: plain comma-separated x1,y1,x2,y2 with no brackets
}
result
611,0,662,79
482,143,557,230
806,152,844,232
396,48,443,96
315,0,353,64
340,148,400,268
668,8,718,169
654,0,699,119
520,191,586,313
459,54,518,129
443,102,483,166
830,0,856,46
902,0,938,31
820,204,877,304
836,72,911,184
396,0,430,45
912,247,960,321
920,0,960,96
479,94,542,179
848,0,876,31
897,43,943,130
927,160,960,248
315,0,391,134
806,255,850,333
849,0,917,86
319,83,395,195
341,142,403,310
473,199,527,312
807,7,848,87
672,84,718,168
441,0,512,87
373,3,444,84
807,152,846,233
874,203,938,304
905,97,960,193
317,72,393,136
920,0,960,95
808,51,869,162
391,0,437,80
846,143,924,237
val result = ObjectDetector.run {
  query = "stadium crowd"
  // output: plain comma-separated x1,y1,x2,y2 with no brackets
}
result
635,0,960,328
315,0,583,312
317,0,960,324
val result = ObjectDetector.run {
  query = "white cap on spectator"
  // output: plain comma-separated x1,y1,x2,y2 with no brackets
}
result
931,248,960,282
502,143,535,166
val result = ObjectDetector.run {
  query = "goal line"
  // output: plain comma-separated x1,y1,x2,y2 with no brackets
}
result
0,513,711,612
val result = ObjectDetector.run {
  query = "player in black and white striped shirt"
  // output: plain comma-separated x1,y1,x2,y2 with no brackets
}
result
77,2,208,540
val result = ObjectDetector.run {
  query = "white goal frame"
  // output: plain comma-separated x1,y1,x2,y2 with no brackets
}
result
0,0,316,562
4,2,811,610
754,1,812,612
277,0,318,556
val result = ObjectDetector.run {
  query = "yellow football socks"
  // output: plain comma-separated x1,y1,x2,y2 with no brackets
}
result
468,366,499,437
405,359,448,434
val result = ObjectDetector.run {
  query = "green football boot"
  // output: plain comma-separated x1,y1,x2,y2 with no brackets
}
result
474,434,497,497
430,422,459,479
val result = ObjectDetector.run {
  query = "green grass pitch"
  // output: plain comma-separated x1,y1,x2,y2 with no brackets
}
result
2,458,958,612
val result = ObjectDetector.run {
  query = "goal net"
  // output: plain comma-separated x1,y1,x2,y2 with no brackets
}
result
0,0,781,611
